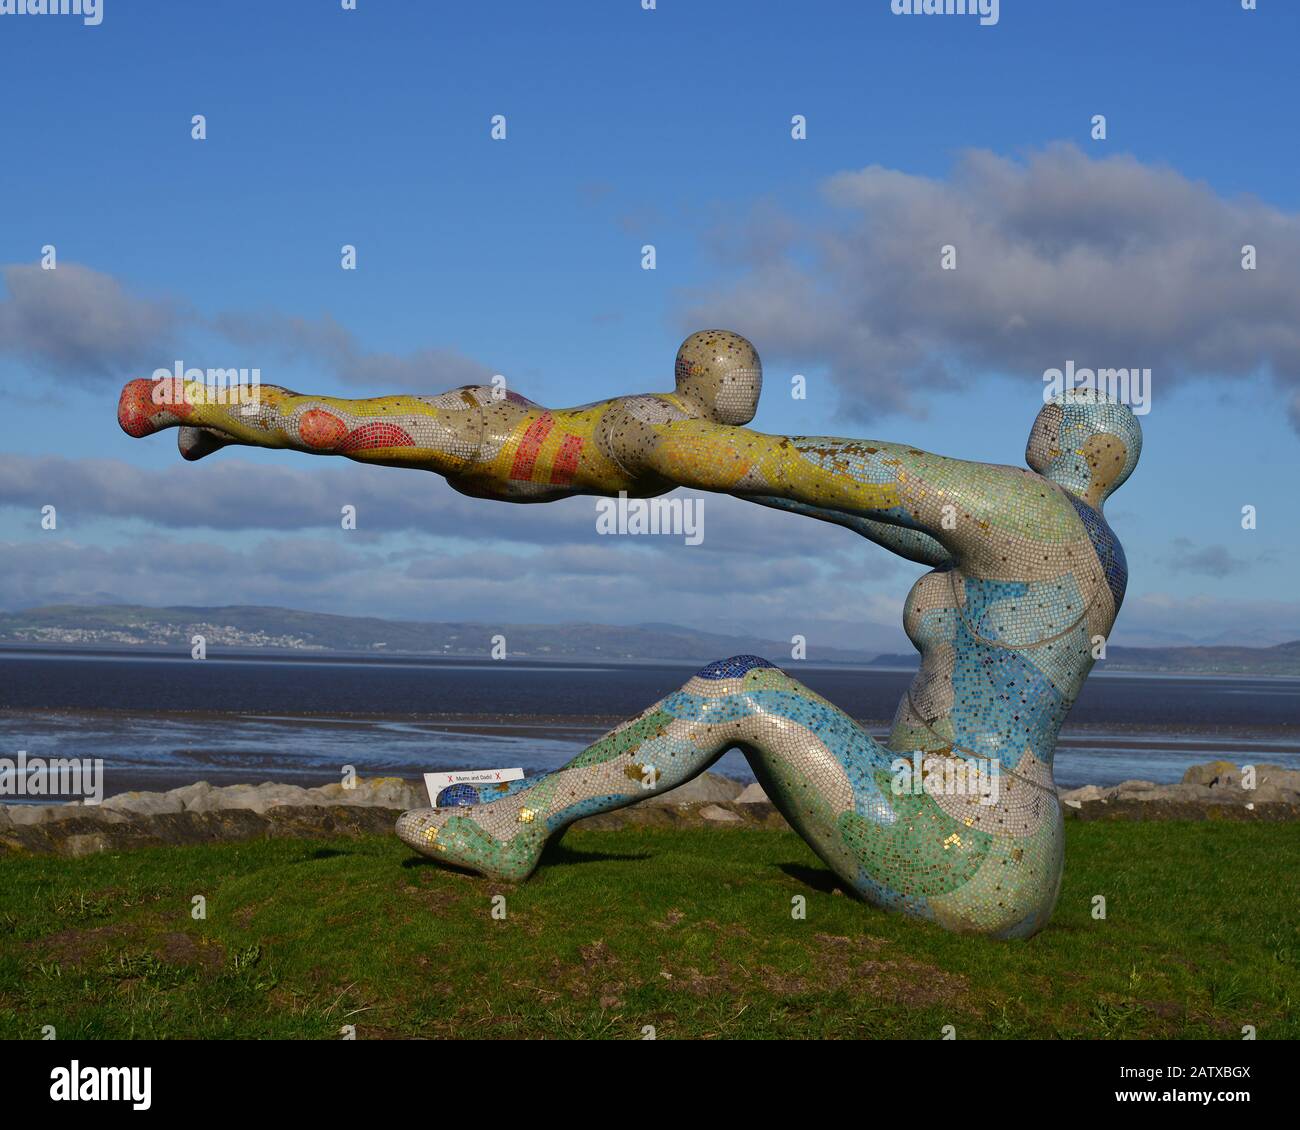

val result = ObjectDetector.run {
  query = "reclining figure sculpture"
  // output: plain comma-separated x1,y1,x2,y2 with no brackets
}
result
119,330,1141,938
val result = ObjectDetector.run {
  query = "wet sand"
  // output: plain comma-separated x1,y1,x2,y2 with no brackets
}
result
3,707,1298,800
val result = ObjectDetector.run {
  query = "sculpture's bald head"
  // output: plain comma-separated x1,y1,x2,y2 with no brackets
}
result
674,330,762,425
1026,387,1142,508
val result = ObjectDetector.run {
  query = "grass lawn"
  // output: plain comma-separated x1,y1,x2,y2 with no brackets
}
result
1,820,1296,1039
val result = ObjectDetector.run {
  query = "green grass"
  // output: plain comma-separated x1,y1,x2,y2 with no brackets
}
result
1,821,1296,1039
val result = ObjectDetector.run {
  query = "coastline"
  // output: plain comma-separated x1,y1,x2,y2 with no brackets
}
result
6,639,1300,678
3,707,1299,800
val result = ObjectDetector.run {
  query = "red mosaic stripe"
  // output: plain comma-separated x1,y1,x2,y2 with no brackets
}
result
338,421,415,453
550,433,585,485
509,413,555,480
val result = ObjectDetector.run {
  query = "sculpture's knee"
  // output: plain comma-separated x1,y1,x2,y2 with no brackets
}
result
693,654,781,681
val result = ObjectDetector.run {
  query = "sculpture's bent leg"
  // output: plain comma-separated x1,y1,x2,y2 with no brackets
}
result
397,655,1063,938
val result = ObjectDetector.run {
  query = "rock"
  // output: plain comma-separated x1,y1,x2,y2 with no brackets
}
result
168,781,214,809
185,781,319,814
1086,783,1196,804
3,803,98,826
250,782,317,808
1109,779,1159,795
699,804,742,823
309,777,425,809
735,782,770,804
1259,765,1300,793
1181,760,1239,787
1052,762,1300,814
1156,783,1217,802
1066,798,1300,823
184,784,266,814
644,772,744,807
1247,783,1293,804
102,791,186,816
62,833,111,857
1058,784,1104,805
1125,785,1219,803
85,805,130,824
3,804,53,826
1177,761,1300,801
371,777,428,809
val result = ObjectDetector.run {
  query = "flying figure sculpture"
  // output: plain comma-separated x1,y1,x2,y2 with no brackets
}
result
118,330,1140,938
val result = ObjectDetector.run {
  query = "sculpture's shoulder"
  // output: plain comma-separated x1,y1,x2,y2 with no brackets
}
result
949,464,1084,568
1061,493,1129,612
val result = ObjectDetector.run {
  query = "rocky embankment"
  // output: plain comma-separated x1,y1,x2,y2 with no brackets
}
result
1,760,1296,858
1056,761,1300,816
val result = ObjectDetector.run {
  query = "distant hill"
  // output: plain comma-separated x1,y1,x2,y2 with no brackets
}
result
0,604,877,664
1102,640,1300,675
2,605,1298,673
867,641,1300,676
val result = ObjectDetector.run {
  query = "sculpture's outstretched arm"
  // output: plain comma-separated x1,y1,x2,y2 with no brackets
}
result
744,494,952,567
612,413,1024,565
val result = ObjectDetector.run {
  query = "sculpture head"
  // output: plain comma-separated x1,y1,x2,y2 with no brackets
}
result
1026,387,1142,508
674,330,762,425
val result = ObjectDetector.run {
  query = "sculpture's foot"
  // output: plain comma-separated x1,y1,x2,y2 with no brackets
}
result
118,378,176,437
396,798,547,883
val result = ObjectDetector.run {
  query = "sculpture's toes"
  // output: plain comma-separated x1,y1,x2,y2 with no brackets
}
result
396,807,454,858
179,426,234,461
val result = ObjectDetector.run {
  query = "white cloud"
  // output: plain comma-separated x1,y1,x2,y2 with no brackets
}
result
1113,592,1300,648
684,143,1300,427
0,262,491,393
0,263,178,380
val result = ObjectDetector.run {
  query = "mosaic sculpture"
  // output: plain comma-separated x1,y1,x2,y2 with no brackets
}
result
118,331,1141,938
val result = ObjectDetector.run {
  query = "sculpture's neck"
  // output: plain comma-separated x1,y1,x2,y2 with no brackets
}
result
1044,474,1106,512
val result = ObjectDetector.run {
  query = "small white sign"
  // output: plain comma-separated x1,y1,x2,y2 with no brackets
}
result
424,767,524,806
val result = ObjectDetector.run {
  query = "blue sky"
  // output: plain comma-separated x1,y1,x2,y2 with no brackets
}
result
1,0,1298,654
